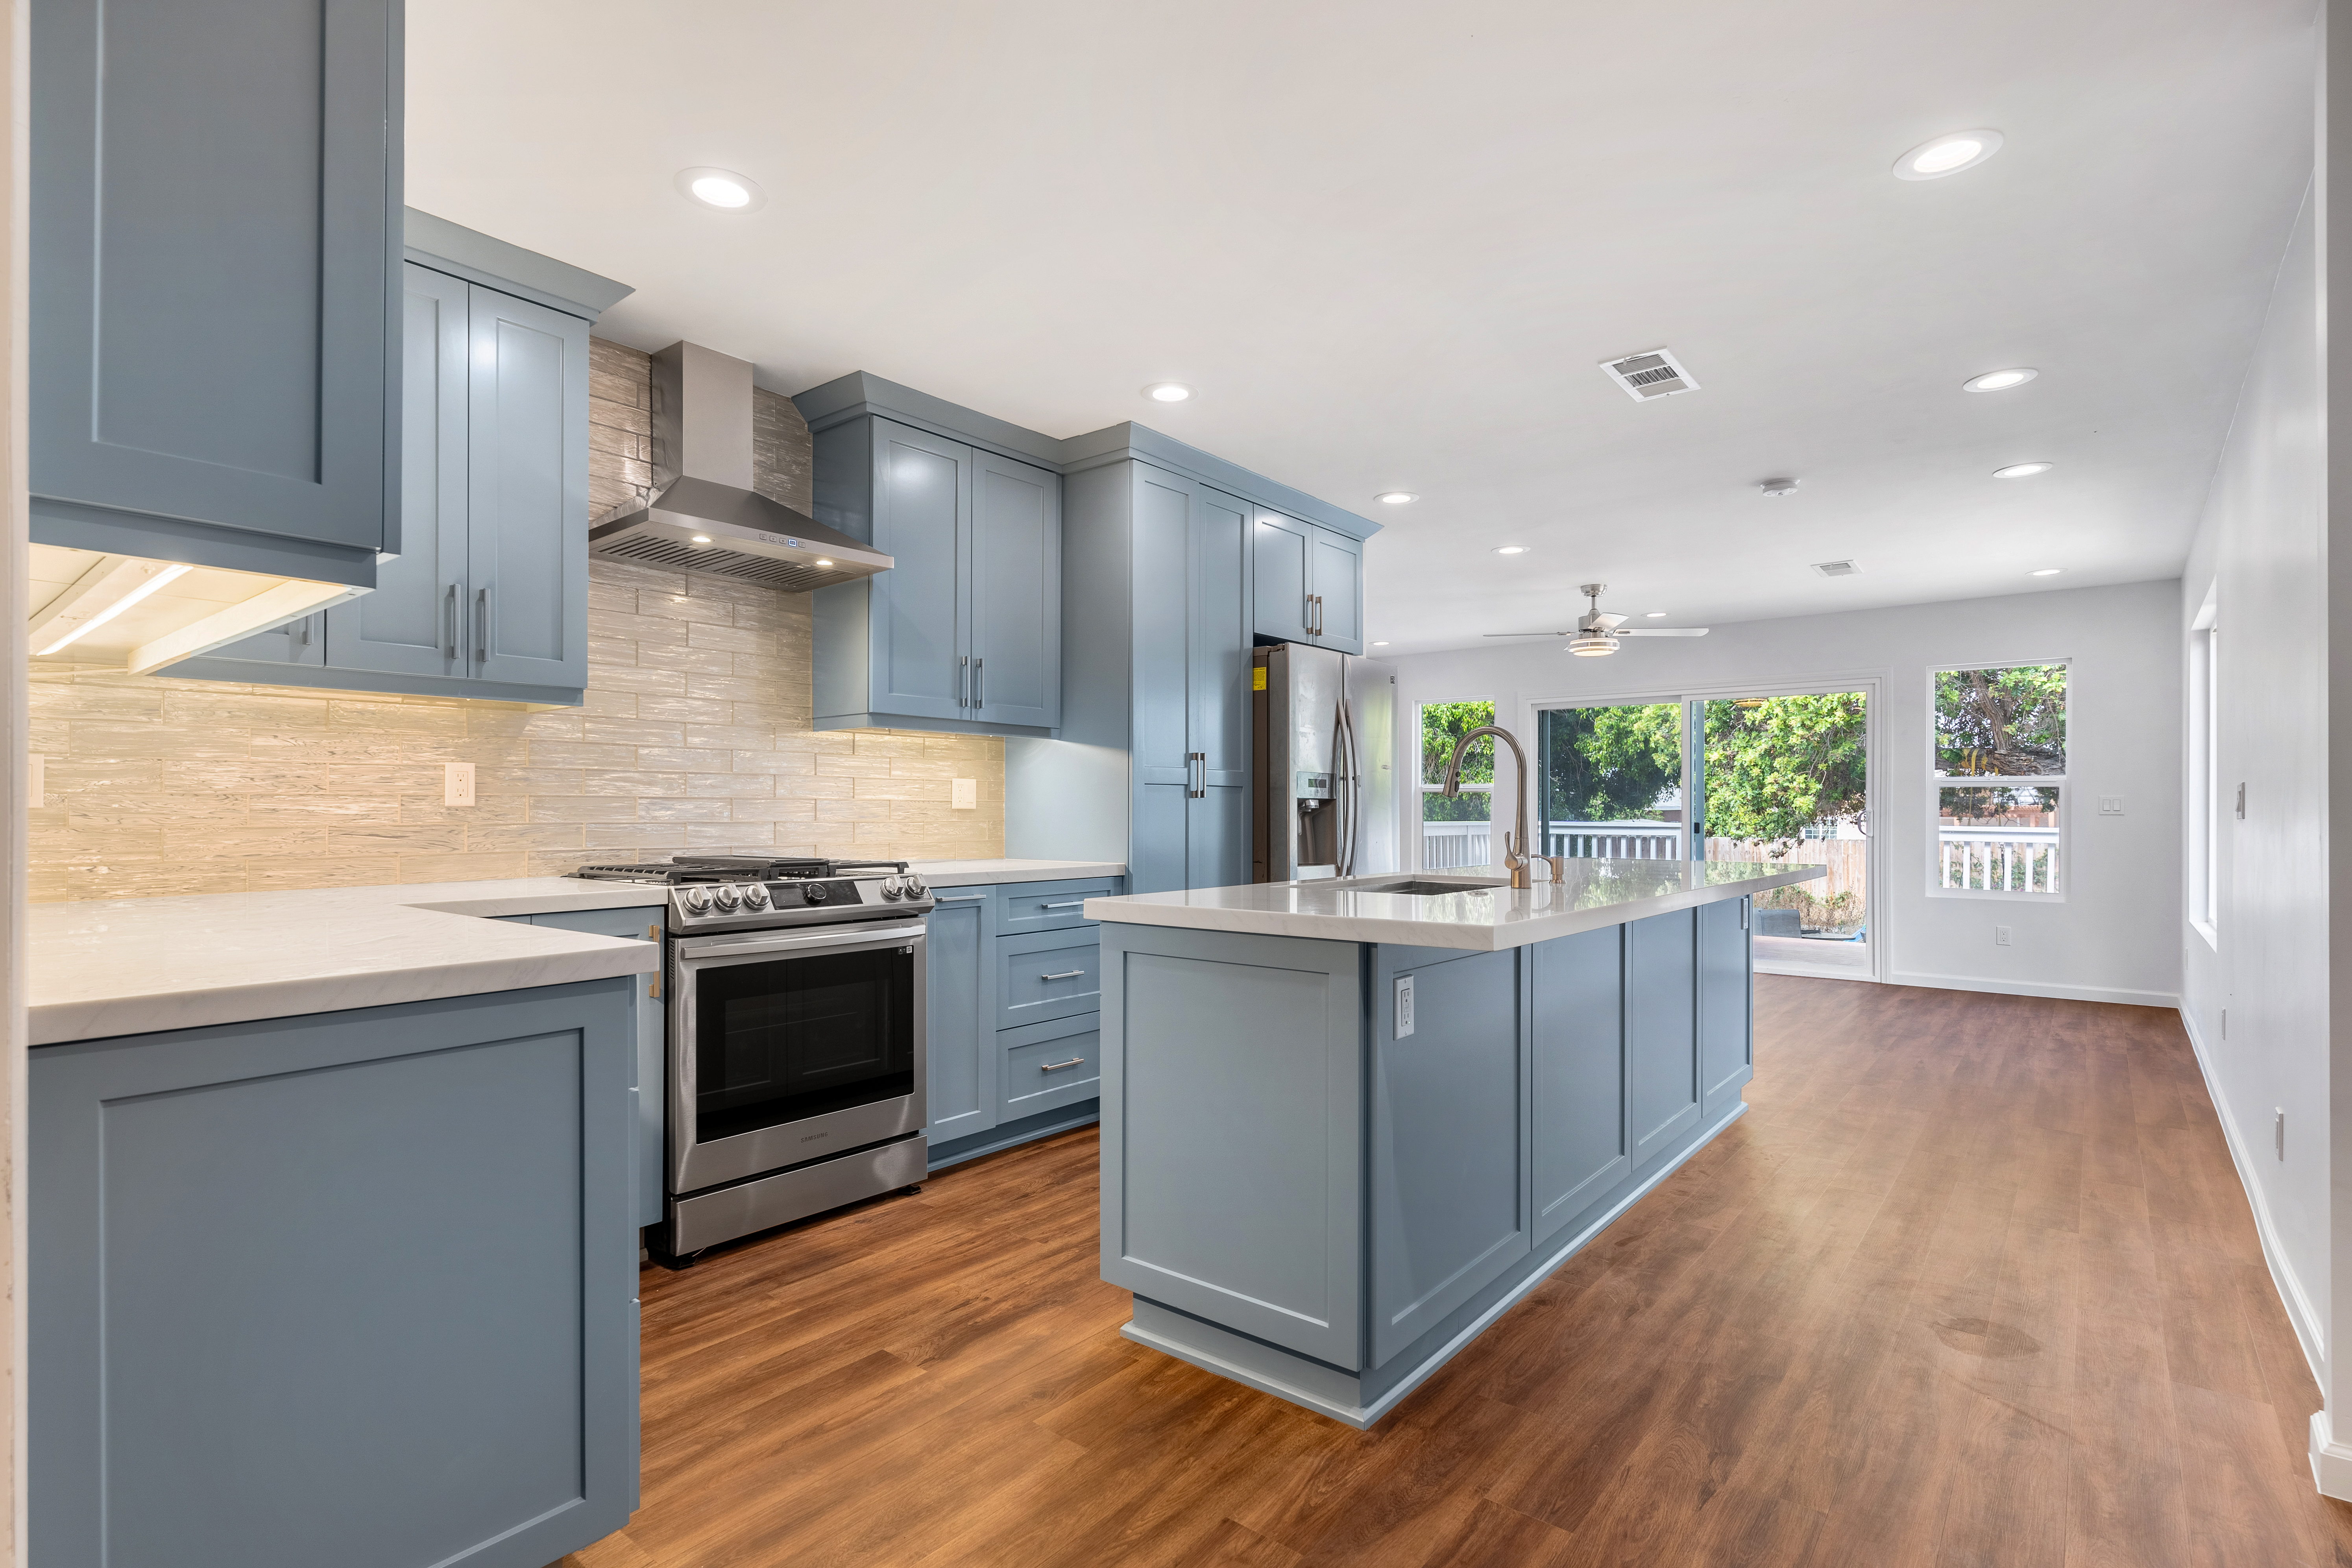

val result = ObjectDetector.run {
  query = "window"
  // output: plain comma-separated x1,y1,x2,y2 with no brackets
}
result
2188,595,2218,941
1931,663,2067,896
1416,700,1493,870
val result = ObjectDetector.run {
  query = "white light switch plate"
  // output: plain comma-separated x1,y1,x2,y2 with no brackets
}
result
1994,924,2012,946
951,778,977,810
1395,974,1415,1038
444,761,476,807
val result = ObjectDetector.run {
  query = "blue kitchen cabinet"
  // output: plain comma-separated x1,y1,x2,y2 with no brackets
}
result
1000,1012,1102,1121
806,412,1062,737
530,905,668,1228
1531,925,1631,1245
1700,896,1754,1115
31,977,641,1568
1629,908,1702,1165
165,219,623,704
995,925,1103,1031
925,887,999,1145
30,0,402,587
1251,509,1364,656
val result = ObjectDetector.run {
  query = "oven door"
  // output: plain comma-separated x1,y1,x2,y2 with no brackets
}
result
669,918,927,1196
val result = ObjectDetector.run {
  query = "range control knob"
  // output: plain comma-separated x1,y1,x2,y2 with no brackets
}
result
743,883,771,910
713,885,742,912
879,875,907,900
804,882,830,905
682,887,713,914
903,873,928,898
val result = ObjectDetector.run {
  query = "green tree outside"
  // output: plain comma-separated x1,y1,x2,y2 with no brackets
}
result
1538,703,1682,821
1419,700,1494,823
1702,693,1868,851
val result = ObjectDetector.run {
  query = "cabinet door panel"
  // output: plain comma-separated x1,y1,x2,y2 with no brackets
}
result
1188,488,1251,889
1252,512,1314,645
970,451,1061,730
30,0,396,558
468,286,589,689
331,263,470,678
1370,948,1529,1365
924,893,996,1143
1130,469,1192,892
1700,898,1753,1112
1532,927,1628,1243
996,929,1102,1030
871,420,969,721
1309,527,1364,654
1629,909,1701,1162
1000,1012,1100,1120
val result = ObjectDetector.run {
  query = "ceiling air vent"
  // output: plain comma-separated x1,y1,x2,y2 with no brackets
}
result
1600,347,1700,402
1812,559,1861,578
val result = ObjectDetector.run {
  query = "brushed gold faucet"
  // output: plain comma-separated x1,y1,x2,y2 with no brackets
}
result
1439,724,1536,890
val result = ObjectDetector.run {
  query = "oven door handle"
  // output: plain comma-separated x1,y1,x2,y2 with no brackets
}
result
677,920,930,962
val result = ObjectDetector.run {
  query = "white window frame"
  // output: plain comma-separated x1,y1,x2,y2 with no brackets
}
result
2188,590,2219,946
1411,698,1496,873
1926,659,2070,903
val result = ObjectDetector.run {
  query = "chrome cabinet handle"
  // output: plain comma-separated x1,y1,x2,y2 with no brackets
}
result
974,657,984,709
1040,1057,1086,1072
959,655,970,707
475,586,488,664
934,893,988,903
1041,900,1085,909
443,584,458,661
1040,969,1086,981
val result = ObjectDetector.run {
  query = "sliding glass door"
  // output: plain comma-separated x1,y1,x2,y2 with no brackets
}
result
1531,688,1873,980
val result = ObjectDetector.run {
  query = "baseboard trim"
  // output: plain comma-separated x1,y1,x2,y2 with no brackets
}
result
2312,1410,2352,1500
2178,1006,2326,1387
1885,970,2180,1009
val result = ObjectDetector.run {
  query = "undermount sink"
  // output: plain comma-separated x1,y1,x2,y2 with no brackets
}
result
1361,879,1510,896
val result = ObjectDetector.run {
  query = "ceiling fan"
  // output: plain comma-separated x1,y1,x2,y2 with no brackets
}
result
1485,583,1711,657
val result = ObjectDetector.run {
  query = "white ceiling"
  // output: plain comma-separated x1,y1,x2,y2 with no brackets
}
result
408,0,2317,654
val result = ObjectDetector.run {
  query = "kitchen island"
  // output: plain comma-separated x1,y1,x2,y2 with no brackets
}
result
1086,859,1824,1428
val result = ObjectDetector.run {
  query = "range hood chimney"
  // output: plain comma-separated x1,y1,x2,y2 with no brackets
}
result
588,341,892,590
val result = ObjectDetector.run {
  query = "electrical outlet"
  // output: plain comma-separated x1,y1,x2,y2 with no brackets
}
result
2276,1108,2287,1160
2098,795,2125,816
443,761,476,807
1994,924,2012,946
1395,974,1415,1038
951,778,977,810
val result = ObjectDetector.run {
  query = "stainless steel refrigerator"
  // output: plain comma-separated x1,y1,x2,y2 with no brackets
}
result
1251,643,1399,882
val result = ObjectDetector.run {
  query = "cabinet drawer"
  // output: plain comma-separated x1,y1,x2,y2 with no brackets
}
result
996,928,1101,1030
996,878,1120,934
1000,1013,1100,1120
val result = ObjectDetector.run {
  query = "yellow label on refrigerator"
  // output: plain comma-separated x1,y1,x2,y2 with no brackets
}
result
1252,667,1267,690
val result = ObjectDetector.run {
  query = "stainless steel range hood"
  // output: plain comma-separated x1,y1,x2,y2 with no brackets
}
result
588,341,892,591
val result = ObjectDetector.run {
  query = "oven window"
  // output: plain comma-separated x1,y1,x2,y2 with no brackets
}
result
693,944,916,1142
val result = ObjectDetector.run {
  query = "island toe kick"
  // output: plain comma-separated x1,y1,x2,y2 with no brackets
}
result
1096,888,1771,1427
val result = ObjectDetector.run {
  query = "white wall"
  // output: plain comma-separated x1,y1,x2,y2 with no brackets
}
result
1388,580,2182,1007
2178,179,2328,1378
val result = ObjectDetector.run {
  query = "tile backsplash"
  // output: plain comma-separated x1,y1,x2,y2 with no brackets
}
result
26,338,1004,902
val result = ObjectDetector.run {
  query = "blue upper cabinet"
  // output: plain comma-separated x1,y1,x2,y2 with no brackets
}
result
1253,507,1363,655
168,219,624,702
804,401,1062,738
30,0,402,588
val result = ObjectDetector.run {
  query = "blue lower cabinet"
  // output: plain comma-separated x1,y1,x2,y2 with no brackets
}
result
996,877,1117,934
925,888,998,1144
996,925,1102,1030
999,1012,1101,1121
528,905,668,1228
31,977,640,1568
1700,897,1754,1113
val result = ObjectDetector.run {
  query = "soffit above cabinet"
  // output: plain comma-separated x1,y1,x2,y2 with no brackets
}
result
26,543,357,673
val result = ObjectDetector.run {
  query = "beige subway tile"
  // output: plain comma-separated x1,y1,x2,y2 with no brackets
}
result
575,686,640,718
66,861,250,900
683,822,770,849
475,765,591,793
161,689,333,730
527,850,600,879
584,822,692,850
683,723,776,752
729,750,817,776
66,794,249,828
399,794,531,826
467,823,589,852
682,619,764,653
583,718,688,748
329,824,468,855
636,695,735,725
655,645,741,678
586,665,689,700
528,796,621,823
589,557,685,597
585,639,639,668
817,753,895,779
65,721,250,763
683,772,766,798
817,799,893,824
638,798,730,823
246,857,402,891
688,672,790,705
248,795,406,826
524,741,640,769
634,746,732,773
326,763,455,794
30,680,165,720
588,578,640,615
636,593,735,627
582,770,690,798
729,796,817,822
324,700,469,735
164,827,331,860
466,707,588,741
852,775,952,803
586,609,690,647
397,852,529,885
41,757,168,794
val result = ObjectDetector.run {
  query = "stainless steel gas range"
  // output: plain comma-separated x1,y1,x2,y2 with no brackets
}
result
571,855,937,1264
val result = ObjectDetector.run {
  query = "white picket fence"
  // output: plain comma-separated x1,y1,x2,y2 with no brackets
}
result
1940,826,2060,893
1420,819,1682,868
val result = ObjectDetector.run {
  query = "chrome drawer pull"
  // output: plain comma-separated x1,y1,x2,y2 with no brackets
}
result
1040,1057,1086,1072
1041,900,1086,909
934,894,988,902
1040,969,1086,981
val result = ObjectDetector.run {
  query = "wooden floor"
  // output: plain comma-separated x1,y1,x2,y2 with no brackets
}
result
565,978,2352,1568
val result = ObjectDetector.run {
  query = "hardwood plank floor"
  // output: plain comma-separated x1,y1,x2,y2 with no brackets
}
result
561,978,2352,1568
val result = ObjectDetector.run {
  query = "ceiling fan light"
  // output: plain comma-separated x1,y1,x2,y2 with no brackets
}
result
1567,631,1618,657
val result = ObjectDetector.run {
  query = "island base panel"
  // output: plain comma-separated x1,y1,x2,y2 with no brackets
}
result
1122,1096,1748,1428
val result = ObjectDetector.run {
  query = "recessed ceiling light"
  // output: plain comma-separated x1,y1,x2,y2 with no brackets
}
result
1965,368,2038,392
674,166,767,211
1993,462,2054,479
691,534,712,544
1376,491,1418,505
1143,382,1193,403
1645,611,1667,618
2030,568,2063,577
1894,129,2004,180
1492,545,1530,555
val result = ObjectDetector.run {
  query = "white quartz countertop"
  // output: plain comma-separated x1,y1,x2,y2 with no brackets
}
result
1084,861,1826,952
30,858,1123,1046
